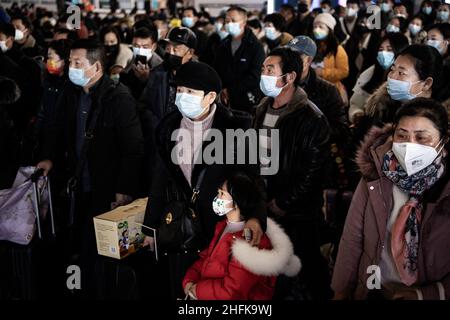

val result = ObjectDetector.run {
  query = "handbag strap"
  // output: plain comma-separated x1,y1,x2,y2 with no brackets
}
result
190,167,207,204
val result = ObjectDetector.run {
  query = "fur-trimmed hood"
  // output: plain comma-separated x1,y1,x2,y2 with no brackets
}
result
231,218,301,277
364,83,400,121
356,124,394,181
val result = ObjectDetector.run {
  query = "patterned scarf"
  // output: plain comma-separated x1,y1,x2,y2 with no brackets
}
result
382,150,445,286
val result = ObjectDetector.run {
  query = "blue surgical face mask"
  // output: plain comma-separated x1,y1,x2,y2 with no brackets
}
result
437,11,449,21
386,24,400,33
218,30,229,40
377,51,395,70
387,77,423,101
260,74,287,97
427,39,446,55
175,92,206,119
313,27,328,40
264,27,280,41
182,17,195,28
69,66,93,87
380,3,391,12
408,24,422,36
214,22,223,33
226,22,242,37
422,7,432,15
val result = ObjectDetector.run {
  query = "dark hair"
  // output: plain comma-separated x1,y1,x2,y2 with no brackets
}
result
362,33,409,93
71,39,106,71
409,14,425,26
54,28,79,41
321,0,332,6
247,19,262,30
223,172,266,221
264,13,286,32
397,44,443,98
394,97,448,139
48,39,72,61
227,6,247,17
268,47,303,86
183,6,198,16
0,23,15,38
132,18,155,33
314,28,339,58
10,14,31,29
133,27,158,43
280,4,296,15
100,26,122,45
346,0,359,5
420,0,432,9
427,23,450,40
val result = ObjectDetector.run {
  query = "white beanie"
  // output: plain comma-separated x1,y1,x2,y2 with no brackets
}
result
314,13,336,31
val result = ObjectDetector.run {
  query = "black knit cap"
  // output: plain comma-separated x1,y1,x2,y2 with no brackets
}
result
167,26,197,49
172,61,222,94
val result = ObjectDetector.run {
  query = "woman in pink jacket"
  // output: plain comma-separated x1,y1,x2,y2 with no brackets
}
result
332,98,450,300
183,172,301,300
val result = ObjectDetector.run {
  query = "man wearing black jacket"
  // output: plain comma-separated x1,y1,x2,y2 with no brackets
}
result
38,39,143,213
181,6,208,60
254,47,332,300
36,41,144,295
287,36,348,144
288,36,354,189
119,27,163,100
214,6,265,113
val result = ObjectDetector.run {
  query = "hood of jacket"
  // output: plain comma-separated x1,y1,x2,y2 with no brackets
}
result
364,83,395,117
356,123,394,181
231,218,301,277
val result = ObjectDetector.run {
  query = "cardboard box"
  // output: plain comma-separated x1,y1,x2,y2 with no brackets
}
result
93,198,148,259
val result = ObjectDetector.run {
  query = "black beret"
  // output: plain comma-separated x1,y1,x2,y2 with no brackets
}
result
173,61,222,94
167,27,197,50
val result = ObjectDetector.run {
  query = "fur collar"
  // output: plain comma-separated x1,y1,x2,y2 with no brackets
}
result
364,83,397,118
356,124,394,181
231,218,301,277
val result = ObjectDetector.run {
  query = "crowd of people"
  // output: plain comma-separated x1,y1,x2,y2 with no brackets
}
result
0,0,449,300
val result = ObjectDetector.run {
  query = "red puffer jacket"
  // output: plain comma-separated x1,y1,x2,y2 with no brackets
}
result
183,218,301,300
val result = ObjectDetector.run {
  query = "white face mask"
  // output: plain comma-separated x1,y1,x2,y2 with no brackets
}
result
133,47,153,61
392,141,443,176
0,40,8,52
347,8,358,17
212,197,234,216
14,29,24,41
175,92,206,119
259,74,286,97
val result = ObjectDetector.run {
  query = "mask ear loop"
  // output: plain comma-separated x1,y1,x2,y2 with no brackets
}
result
436,138,447,155
409,79,424,97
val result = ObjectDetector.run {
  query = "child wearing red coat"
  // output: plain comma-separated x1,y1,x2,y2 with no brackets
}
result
183,172,301,300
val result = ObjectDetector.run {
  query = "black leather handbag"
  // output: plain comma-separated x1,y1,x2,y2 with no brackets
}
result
157,169,207,253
